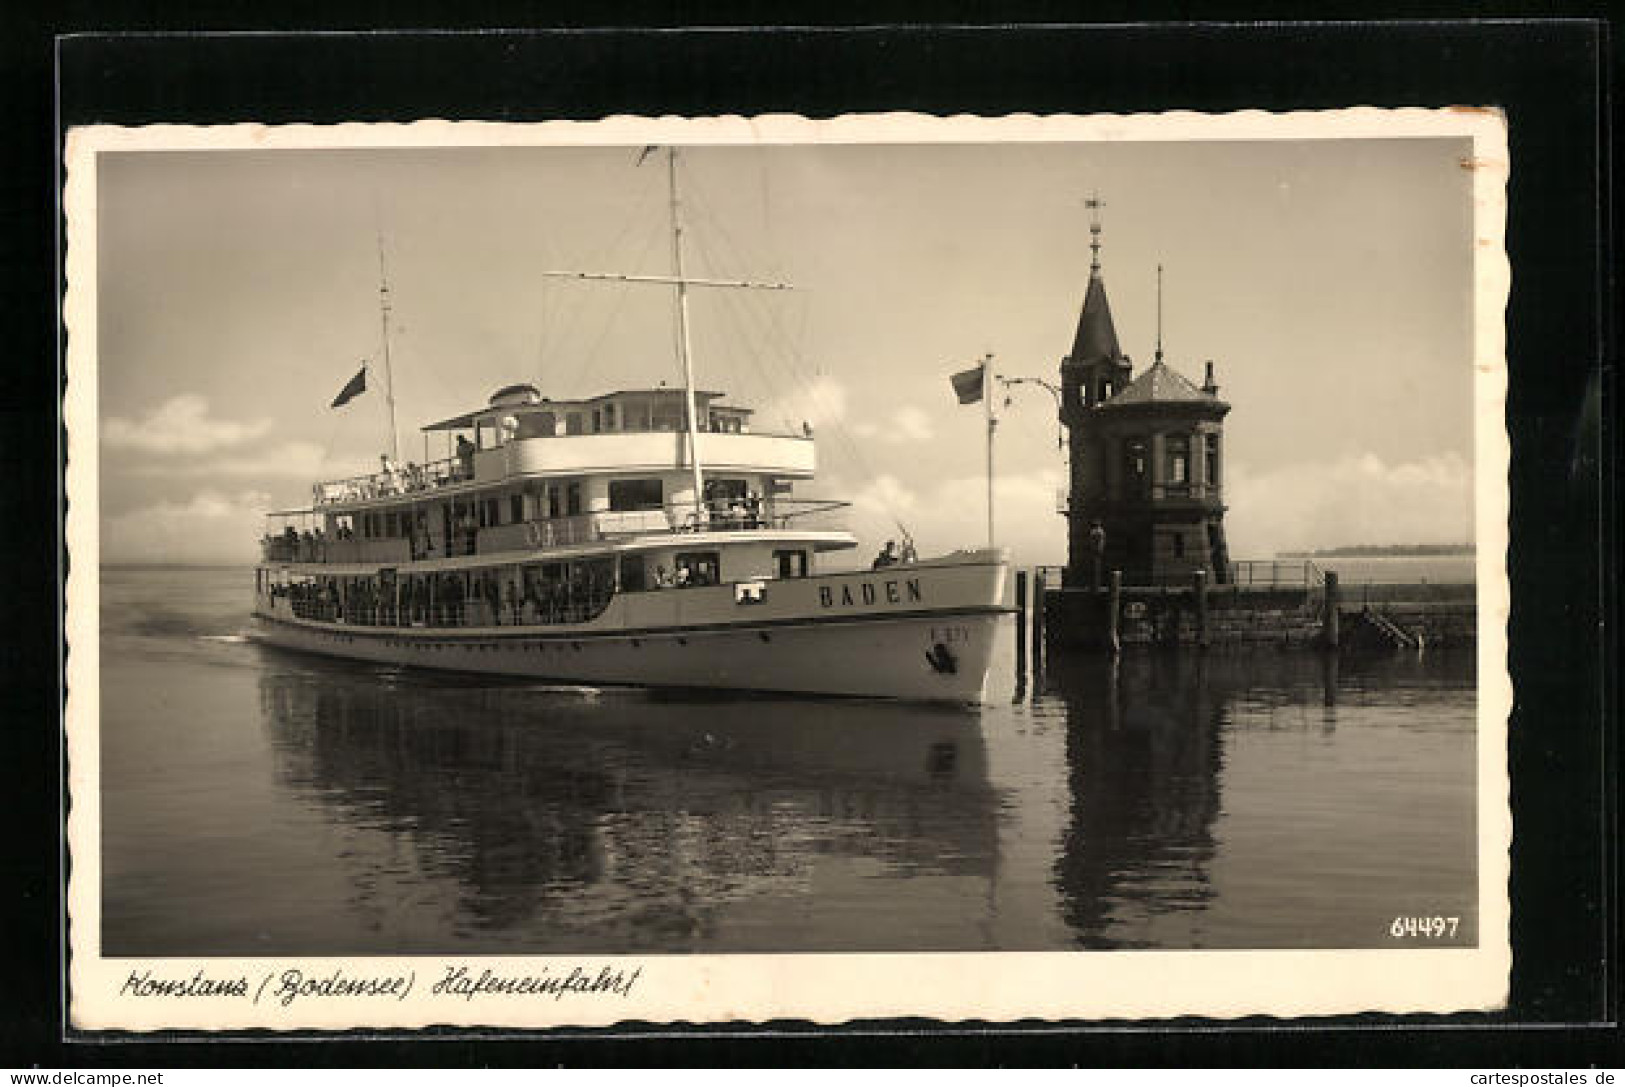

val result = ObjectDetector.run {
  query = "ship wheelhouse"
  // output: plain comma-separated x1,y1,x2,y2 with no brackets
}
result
257,384,856,631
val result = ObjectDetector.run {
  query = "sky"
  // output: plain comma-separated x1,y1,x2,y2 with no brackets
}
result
92,133,1478,566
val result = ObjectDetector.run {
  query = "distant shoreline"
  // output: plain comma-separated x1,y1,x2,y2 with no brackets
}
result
1276,544,1475,558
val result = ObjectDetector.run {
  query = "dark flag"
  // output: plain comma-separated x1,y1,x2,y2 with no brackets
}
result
330,365,367,408
950,362,985,405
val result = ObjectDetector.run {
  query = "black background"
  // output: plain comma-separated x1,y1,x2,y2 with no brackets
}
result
3,6,1616,1068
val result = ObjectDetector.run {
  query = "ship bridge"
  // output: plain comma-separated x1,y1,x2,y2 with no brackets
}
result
310,385,815,511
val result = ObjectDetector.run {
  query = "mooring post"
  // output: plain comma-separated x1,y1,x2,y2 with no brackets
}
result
1031,567,1047,679
1193,567,1209,650
1014,568,1029,680
1106,569,1122,655
1323,569,1341,650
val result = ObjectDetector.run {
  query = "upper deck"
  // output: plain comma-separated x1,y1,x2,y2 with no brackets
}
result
313,385,814,511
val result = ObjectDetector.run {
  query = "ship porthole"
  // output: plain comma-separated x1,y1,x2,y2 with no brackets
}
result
758,631,771,643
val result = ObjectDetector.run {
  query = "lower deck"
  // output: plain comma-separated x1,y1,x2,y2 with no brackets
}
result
253,550,1014,702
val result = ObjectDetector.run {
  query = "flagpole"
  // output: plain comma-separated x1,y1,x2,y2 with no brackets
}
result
984,352,996,548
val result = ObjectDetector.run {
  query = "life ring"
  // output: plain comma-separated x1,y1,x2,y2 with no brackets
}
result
525,521,544,547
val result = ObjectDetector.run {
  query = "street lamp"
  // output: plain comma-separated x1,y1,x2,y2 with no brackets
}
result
996,374,1065,450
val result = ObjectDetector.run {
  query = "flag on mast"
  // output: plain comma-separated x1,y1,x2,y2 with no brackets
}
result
950,361,985,405
330,364,368,408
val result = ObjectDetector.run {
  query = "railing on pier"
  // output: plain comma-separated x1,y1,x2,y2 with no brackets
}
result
1028,560,1323,591
1225,559,1324,589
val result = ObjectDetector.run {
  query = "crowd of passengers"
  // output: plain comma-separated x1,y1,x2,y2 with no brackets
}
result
313,442,479,506
268,550,733,628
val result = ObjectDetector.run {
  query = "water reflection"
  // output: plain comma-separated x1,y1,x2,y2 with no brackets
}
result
1046,654,1226,947
258,664,1000,951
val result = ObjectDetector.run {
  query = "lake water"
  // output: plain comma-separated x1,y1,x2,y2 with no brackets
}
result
96,565,1478,956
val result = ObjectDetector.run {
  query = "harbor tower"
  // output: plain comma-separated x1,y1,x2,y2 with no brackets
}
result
1058,200,1232,587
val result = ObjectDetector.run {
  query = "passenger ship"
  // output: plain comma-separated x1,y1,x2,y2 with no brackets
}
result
252,151,1012,702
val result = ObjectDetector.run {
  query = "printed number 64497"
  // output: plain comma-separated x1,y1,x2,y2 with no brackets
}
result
1389,915,1459,939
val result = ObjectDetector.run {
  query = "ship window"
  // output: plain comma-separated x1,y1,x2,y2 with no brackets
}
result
1173,532,1186,558
566,482,582,516
619,553,647,593
774,549,808,579
565,413,585,435
603,403,617,430
591,408,602,433
516,412,555,439
547,485,561,519
609,478,663,511
1205,433,1220,487
510,493,524,523
675,550,720,587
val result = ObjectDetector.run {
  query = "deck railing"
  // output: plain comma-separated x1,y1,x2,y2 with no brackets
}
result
312,454,470,506
262,499,853,564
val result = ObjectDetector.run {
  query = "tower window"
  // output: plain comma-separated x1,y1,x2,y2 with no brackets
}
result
1166,434,1190,486
1206,433,1221,487
1121,438,1148,496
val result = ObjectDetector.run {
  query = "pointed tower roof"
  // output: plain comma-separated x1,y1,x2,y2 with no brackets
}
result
1066,193,1125,368
1069,274,1123,366
1100,358,1228,411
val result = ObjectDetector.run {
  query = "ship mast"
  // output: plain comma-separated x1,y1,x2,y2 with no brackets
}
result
540,147,795,530
668,148,707,526
376,235,401,463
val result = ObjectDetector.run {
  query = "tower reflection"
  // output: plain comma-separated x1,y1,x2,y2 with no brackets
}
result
1046,652,1227,948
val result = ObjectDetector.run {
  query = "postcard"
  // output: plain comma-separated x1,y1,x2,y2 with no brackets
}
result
63,108,1510,1030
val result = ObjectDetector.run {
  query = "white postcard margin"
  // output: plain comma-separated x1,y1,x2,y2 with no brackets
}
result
62,107,1512,1030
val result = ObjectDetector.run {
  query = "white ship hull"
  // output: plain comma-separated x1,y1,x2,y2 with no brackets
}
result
253,551,1012,703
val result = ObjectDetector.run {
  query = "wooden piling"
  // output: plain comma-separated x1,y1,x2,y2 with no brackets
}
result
1015,569,1029,679
1194,567,1209,650
1106,569,1122,656
1030,568,1047,678
1323,569,1341,650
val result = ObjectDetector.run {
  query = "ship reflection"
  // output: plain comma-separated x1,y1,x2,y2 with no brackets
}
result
257,664,999,951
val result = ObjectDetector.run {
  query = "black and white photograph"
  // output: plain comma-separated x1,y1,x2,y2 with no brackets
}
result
63,109,1510,1029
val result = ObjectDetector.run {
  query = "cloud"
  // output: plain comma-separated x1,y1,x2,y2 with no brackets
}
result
758,374,848,434
104,395,271,454
852,404,937,445
103,489,271,565
1225,451,1474,557
125,440,329,479
834,466,1067,568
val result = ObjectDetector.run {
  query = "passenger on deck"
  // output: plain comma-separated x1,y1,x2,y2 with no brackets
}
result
654,565,674,588
872,540,899,569
456,435,476,479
